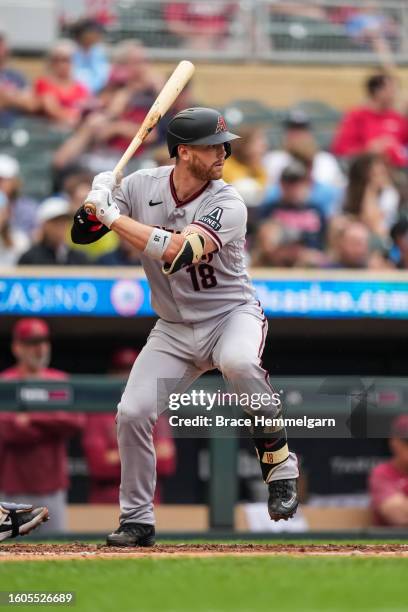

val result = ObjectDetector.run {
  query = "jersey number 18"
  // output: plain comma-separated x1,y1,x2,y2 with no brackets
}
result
186,254,217,291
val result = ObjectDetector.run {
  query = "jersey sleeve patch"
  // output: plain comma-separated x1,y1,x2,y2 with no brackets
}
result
194,194,247,249
197,207,223,232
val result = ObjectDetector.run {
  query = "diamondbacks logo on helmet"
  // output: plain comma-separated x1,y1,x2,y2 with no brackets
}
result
215,115,227,134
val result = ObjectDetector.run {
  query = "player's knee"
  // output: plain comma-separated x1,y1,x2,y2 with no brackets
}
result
117,393,156,423
219,352,257,380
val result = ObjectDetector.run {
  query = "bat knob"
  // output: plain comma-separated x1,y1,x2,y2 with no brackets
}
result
84,203,96,215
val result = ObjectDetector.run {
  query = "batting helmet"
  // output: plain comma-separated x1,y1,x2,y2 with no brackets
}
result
166,107,240,159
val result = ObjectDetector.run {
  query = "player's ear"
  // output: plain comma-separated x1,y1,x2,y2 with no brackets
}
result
177,144,190,161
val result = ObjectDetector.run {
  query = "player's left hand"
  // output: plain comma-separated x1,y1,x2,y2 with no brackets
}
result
92,171,122,194
84,188,121,228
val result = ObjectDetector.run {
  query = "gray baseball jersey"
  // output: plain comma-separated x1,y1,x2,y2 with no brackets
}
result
115,165,257,323
109,165,299,527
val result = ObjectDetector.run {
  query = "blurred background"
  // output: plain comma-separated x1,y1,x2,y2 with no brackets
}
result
0,0,408,538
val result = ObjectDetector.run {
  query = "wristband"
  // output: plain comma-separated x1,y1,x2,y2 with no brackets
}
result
144,228,172,260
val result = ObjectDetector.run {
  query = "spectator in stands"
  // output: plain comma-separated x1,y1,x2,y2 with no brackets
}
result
0,154,38,238
0,30,37,127
34,40,90,128
63,171,94,213
71,18,109,94
95,40,163,150
0,189,29,266
253,161,328,267
262,129,343,221
53,40,163,172
164,2,237,51
390,216,408,269
334,4,399,55
369,415,408,527
0,318,85,532
223,126,268,209
82,348,176,504
332,73,408,168
18,197,89,265
264,110,345,190
328,220,372,269
330,154,399,255
345,154,399,230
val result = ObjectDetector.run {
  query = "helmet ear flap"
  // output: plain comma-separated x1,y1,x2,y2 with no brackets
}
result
224,142,232,159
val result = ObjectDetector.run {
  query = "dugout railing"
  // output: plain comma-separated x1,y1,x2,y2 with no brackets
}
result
0,375,407,532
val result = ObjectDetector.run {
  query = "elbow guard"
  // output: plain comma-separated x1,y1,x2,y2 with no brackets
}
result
162,233,205,275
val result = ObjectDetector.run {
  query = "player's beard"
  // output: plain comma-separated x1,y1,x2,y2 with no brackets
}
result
187,153,223,182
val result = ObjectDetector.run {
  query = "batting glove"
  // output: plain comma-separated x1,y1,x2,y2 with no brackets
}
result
92,171,121,194
84,188,121,228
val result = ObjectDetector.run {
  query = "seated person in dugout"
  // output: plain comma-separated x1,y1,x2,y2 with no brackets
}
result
369,415,408,527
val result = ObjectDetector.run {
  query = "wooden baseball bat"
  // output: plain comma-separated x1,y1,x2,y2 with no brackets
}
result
84,60,195,214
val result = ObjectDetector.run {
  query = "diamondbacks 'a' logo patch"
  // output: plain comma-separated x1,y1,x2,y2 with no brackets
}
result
215,115,227,134
208,207,223,222
197,207,223,231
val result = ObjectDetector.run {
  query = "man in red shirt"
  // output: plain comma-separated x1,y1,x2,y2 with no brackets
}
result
369,415,408,526
0,318,84,532
332,73,408,167
82,348,176,504
34,40,90,128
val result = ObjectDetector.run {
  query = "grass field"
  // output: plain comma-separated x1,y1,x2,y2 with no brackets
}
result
1,541,407,612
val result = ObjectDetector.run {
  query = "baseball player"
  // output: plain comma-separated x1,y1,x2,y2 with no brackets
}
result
0,502,48,542
72,107,299,547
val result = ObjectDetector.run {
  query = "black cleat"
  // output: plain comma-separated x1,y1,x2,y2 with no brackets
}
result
0,502,49,542
268,478,298,521
106,522,155,547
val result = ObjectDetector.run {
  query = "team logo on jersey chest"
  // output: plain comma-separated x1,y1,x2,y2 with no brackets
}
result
198,207,223,231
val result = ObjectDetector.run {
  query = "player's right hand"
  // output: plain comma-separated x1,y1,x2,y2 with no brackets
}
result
92,171,121,193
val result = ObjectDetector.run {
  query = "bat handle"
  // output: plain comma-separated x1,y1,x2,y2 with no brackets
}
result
84,202,96,215
84,165,124,216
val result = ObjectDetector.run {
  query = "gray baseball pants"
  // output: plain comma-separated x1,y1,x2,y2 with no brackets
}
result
117,303,299,525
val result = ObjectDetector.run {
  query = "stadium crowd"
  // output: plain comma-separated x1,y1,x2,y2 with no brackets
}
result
1,21,408,271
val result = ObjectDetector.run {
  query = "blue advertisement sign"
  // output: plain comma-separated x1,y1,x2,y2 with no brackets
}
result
0,276,152,317
0,274,407,319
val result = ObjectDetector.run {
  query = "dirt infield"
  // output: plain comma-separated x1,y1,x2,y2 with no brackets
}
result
1,543,408,560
